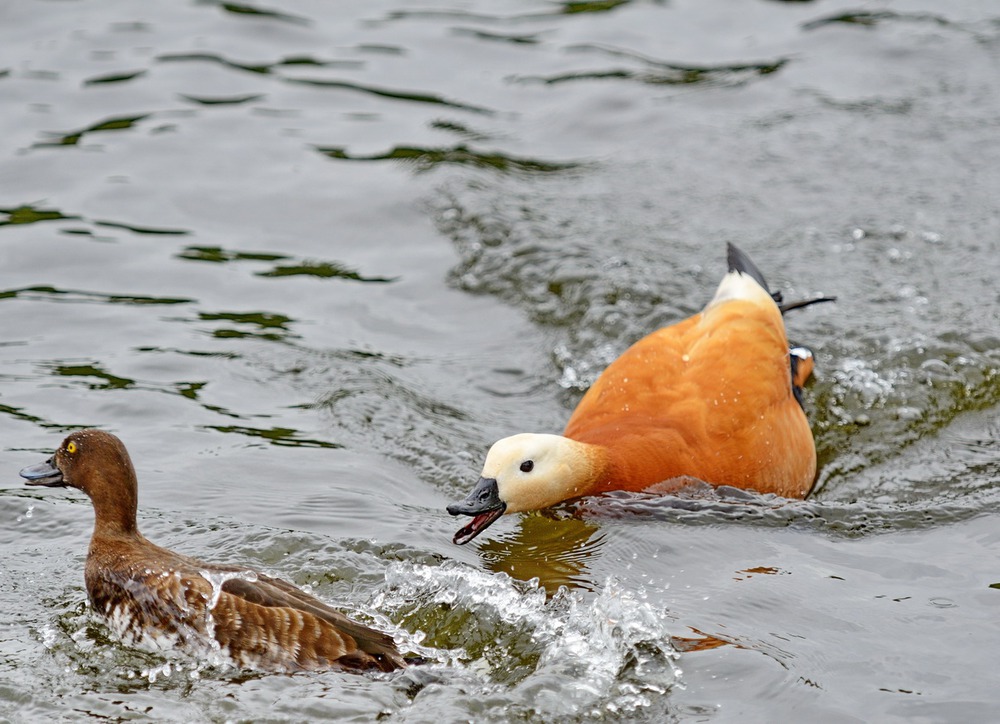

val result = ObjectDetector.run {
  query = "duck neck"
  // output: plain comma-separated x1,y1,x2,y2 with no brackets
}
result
86,473,140,539
562,437,614,499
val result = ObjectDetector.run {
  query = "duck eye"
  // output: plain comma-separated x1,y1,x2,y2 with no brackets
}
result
519,460,534,473
66,441,78,454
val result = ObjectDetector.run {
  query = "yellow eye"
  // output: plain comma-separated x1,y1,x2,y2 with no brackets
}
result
67,441,78,454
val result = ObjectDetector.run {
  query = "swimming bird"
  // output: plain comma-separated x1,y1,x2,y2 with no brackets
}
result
448,244,831,544
21,429,406,673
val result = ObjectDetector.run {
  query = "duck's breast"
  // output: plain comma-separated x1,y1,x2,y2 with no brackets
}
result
84,554,215,654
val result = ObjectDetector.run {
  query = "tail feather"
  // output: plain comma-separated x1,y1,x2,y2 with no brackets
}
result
726,243,771,293
727,243,836,313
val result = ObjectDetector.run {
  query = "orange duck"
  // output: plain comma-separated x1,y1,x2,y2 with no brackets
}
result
448,244,832,544
21,429,406,673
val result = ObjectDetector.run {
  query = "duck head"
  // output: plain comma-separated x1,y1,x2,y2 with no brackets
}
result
447,433,603,545
21,429,139,534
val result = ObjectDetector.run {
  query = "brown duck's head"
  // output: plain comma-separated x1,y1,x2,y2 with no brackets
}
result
21,430,139,527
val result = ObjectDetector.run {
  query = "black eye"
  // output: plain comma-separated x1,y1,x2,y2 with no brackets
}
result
519,460,534,473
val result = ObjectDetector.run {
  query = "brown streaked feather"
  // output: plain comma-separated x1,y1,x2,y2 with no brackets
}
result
83,538,406,672
25,429,407,674
220,575,405,670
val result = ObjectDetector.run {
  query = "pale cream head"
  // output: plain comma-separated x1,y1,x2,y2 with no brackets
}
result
481,433,600,513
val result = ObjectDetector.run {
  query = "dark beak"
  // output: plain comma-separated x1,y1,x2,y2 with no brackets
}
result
20,457,65,487
447,477,507,545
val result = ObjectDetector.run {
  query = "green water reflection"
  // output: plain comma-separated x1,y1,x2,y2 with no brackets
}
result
318,144,582,174
205,424,343,449
178,246,394,282
476,514,606,594
32,115,150,148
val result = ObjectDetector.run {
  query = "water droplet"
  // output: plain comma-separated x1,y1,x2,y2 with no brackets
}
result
929,597,957,609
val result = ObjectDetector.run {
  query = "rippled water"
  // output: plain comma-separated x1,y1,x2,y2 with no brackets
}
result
2,0,1000,721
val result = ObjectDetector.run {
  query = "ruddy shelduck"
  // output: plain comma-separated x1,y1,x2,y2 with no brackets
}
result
448,244,832,544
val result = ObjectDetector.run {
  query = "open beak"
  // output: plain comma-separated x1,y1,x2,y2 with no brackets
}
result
20,457,65,487
447,476,507,545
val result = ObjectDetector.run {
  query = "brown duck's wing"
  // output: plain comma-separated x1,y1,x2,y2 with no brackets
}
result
217,573,405,672
87,540,404,672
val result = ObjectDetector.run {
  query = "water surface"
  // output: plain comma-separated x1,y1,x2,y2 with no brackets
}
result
2,0,1000,721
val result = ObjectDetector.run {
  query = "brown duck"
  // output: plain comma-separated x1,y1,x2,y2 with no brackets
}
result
20,429,406,673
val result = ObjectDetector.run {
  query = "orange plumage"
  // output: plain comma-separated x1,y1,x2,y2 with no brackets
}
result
564,286,814,499
448,244,827,544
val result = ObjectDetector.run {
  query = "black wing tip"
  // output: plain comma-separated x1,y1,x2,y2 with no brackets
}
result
778,296,837,315
726,243,770,293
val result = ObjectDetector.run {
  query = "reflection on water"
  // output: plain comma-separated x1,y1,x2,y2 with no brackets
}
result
258,261,396,282
179,93,265,106
32,115,151,148
0,205,188,236
318,144,582,174
49,363,134,390
204,424,342,449
0,204,80,227
92,220,189,236
83,69,148,87
0,401,66,430
158,52,364,76
212,1,310,26
475,513,605,594
670,628,733,654
0,286,192,306
450,27,543,45
4,0,1000,720
288,77,495,114
380,0,637,24
801,10,958,31
193,310,297,342
177,245,395,282
514,45,788,87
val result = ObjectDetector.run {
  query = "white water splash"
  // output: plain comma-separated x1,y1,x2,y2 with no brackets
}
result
198,569,258,616
92,569,258,677
141,660,173,683
197,568,259,664
833,358,895,406
518,578,680,718
378,561,680,717
38,623,58,649
555,341,622,391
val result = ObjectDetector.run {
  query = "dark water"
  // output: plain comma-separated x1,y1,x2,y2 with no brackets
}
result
2,0,999,720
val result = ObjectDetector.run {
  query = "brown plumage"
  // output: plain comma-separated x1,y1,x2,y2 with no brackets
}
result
448,244,830,544
20,429,405,673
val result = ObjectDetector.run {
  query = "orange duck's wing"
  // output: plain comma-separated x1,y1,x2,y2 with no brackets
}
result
563,248,816,498
685,296,816,496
